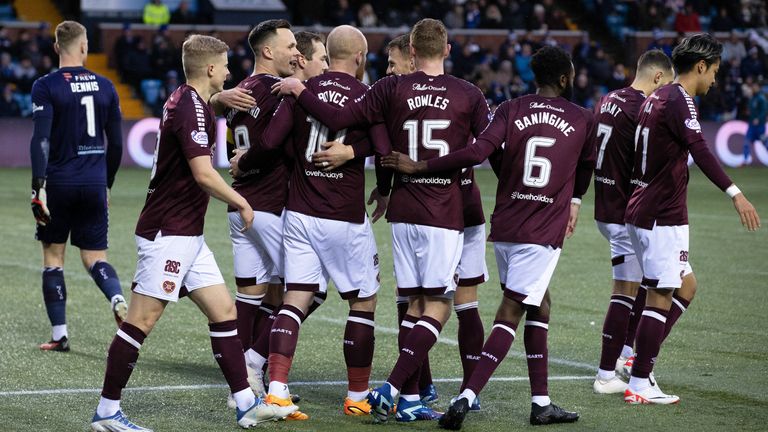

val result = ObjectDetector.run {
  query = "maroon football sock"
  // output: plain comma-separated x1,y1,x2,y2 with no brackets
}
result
267,305,304,384
101,322,146,400
209,320,249,393
396,297,409,325
598,294,635,371
625,286,646,349
251,302,278,359
344,310,375,393
524,311,549,397
465,320,517,395
631,307,669,379
663,294,691,341
235,293,263,351
417,356,433,391
387,316,443,392
456,302,484,391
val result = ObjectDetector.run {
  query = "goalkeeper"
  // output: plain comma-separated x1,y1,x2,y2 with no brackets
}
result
30,20,126,352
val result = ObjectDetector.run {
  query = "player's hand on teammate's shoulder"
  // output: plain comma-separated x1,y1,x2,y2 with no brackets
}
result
30,177,50,226
732,193,761,232
312,141,353,171
367,187,389,223
271,77,304,97
229,149,246,178
215,87,255,112
380,151,423,174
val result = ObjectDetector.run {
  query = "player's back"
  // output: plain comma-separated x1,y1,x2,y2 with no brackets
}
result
625,83,697,229
286,71,370,223
31,66,120,186
593,87,645,224
226,73,287,214
382,72,488,231
135,84,216,240
490,94,595,248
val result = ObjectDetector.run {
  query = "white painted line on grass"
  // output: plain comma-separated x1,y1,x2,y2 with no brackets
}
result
0,375,594,397
311,315,596,372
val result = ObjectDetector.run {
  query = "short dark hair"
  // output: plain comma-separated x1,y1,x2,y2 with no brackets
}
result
247,19,291,57
637,49,673,72
295,31,323,60
387,33,410,54
672,33,722,74
531,45,572,88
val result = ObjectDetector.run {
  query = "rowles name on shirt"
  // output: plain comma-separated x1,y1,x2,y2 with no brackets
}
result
515,104,576,136
407,84,450,111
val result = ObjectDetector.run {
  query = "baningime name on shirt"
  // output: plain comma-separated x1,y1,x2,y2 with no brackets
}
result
510,191,554,204
514,112,575,136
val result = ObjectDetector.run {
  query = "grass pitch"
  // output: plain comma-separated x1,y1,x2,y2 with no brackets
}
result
0,167,766,431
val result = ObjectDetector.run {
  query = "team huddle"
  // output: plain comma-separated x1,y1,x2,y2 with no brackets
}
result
29,17,760,432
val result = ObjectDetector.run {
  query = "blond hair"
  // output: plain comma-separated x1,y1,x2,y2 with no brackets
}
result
410,19,447,59
182,34,229,79
55,21,86,52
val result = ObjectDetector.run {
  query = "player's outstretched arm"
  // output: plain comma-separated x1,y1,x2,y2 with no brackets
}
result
189,155,254,232
29,85,53,226
274,78,375,131
210,87,256,115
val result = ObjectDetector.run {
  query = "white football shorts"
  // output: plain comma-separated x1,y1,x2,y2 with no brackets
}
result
283,211,379,299
494,242,561,307
391,222,463,298
626,223,693,289
596,221,643,283
132,232,225,302
228,210,284,286
457,223,489,287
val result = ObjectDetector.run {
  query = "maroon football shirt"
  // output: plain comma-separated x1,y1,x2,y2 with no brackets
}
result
295,72,490,231
625,83,732,229
244,71,387,223
226,74,287,214
593,87,646,224
426,94,597,248
135,84,215,240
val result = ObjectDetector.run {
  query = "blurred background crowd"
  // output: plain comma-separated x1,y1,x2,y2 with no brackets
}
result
0,0,766,124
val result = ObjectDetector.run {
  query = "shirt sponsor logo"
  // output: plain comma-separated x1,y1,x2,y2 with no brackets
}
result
400,175,452,186
305,169,344,179
412,83,447,91
684,118,701,131
609,92,627,103
529,101,565,112
461,178,473,186
191,130,209,145
595,175,616,186
319,79,351,91
630,178,648,188
510,191,554,204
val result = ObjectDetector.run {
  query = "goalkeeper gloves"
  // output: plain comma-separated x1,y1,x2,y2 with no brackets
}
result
31,177,50,226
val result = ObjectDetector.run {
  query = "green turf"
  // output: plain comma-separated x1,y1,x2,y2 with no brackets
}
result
0,167,766,431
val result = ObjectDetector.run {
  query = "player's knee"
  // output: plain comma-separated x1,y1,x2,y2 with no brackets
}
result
80,250,107,271
497,295,526,324
349,294,377,312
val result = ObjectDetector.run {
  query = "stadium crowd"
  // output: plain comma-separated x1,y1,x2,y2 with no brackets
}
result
1,0,767,120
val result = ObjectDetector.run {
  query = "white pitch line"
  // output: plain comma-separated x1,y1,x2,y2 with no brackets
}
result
311,315,596,372
0,376,594,397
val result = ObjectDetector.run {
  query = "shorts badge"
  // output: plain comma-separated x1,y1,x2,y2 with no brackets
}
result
162,280,176,294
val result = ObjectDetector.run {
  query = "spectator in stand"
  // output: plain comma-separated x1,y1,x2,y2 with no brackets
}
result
588,47,612,87
741,46,766,80
673,3,701,33
444,4,465,29
482,4,505,29
114,24,138,80
13,56,37,93
648,30,673,57
546,7,569,30
465,1,482,29
357,3,378,27
0,51,13,83
170,0,197,24
143,0,170,26
13,29,32,59
515,42,534,84
35,23,55,60
637,3,666,31
329,0,356,26
0,26,12,55
609,63,628,90
38,55,54,75
572,71,594,108
711,7,735,32
722,31,747,64
529,3,546,30
122,38,152,89
0,82,20,116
